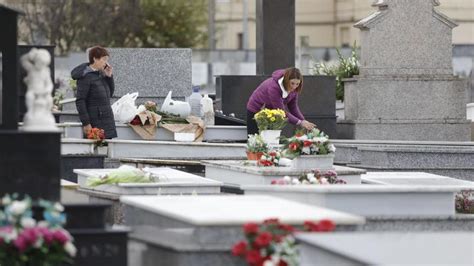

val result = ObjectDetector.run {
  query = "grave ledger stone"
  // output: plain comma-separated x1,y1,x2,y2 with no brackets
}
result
341,0,471,141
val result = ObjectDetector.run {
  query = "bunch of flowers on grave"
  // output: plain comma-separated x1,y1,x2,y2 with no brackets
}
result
281,128,335,159
258,150,282,167
144,100,158,113
0,194,76,265
87,127,106,147
254,108,287,131
231,218,335,266
455,190,474,214
271,169,346,185
246,134,269,160
86,165,156,187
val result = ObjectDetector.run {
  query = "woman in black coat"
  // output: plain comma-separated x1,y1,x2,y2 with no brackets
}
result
71,46,117,139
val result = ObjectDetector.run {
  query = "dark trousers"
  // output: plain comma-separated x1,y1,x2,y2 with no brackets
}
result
247,110,259,136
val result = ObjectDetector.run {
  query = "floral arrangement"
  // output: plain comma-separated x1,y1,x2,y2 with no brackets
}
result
144,100,158,113
455,190,474,213
271,169,346,185
254,108,287,131
247,134,269,153
0,194,76,265
231,218,335,266
258,150,282,167
312,42,359,101
281,128,335,159
86,165,155,187
87,127,105,146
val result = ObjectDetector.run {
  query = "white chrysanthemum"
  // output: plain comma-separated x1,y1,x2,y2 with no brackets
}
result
296,135,308,141
21,217,36,228
9,201,28,216
54,202,64,212
1,195,11,205
283,176,292,182
64,242,77,257
328,144,336,153
309,176,317,184
292,178,300,185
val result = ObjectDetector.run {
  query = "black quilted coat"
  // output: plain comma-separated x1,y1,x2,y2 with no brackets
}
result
71,63,117,139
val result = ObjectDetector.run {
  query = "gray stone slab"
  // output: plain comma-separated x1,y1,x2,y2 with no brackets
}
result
108,48,191,99
362,172,474,187
203,160,365,186
243,184,459,217
297,232,474,266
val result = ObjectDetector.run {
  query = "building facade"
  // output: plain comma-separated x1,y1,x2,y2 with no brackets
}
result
215,0,474,49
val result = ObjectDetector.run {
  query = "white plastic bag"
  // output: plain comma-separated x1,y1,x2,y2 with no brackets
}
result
112,92,139,123
161,91,191,118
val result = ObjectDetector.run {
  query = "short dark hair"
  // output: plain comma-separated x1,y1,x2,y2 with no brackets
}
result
88,46,109,64
283,67,303,93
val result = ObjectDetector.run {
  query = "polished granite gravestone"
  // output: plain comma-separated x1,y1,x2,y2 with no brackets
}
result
108,48,191,101
296,232,474,266
121,195,364,266
203,160,365,186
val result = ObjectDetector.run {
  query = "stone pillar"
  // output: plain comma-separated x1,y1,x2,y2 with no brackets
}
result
342,0,471,141
256,0,295,74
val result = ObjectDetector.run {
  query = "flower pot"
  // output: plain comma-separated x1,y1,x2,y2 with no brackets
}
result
291,153,335,171
260,130,281,145
95,146,108,156
246,151,264,161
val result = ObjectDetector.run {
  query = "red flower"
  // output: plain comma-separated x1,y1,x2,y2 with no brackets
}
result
303,221,320,231
303,140,313,147
271,180,277,185
269,151,277,157
279,223,295,233
255,232,273,247
317,219,336,232
232,241,247,256
129,116,142,125
243,223,259,235
289,142,299,151
246,249,262,265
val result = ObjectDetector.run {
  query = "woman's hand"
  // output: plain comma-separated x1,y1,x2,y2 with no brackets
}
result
83,124,92,136
301,120,316,131
104,63,113,77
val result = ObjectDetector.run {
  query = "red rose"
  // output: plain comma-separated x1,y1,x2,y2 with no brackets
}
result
279,223,295,233
129,116,141,125
245,249,262,265
255,232,273,247
303,140,313,147
317,219,336,232
232,241,247,256
243,223,259,235
289,142,299,151
303,221,319,231
269,151,277,157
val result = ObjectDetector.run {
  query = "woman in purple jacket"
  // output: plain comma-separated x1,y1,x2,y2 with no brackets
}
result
246,67,316,135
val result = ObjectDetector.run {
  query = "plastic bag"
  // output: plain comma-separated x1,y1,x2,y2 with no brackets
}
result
112,92,139,123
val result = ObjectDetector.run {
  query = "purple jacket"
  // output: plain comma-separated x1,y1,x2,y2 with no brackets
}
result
247,69,305,125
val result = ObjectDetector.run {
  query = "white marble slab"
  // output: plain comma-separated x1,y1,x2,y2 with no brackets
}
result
74,168,222,195
61,138,96,155
107,140,246,159
59,122,247,142
243,184,459,216
362,172,474,189
297,232,474,266
120,195,365,226
203,160,365,186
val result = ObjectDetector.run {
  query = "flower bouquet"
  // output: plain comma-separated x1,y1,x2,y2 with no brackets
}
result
271,169,346,185
455,190,474,214
258,150,282,167
246,134,269,160
231,218,335,266
0,194,76,265
254,108,287,145
87,127,105,147
86,165,155,187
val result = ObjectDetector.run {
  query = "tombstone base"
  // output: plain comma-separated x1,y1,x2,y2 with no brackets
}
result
339,119,471,141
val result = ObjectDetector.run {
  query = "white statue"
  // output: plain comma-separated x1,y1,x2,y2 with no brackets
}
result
20,48,58,131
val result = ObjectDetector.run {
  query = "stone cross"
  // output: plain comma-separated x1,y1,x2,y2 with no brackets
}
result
20,48,58,131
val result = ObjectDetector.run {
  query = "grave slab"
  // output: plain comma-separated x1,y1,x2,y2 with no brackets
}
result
362,172,474,189
243,184,459,217
203,160,365,186
107,140,246,159
296,232,474,266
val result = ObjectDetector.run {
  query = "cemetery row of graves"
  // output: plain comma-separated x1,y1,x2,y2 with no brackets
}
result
1,0,474,265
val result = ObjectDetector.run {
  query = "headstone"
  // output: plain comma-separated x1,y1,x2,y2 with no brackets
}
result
342,0,471,141
296,232,474,265
108,48,192,102
256,0,295,74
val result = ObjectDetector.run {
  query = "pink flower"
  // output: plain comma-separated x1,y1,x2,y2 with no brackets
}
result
13,235,29,252
52,229,70,245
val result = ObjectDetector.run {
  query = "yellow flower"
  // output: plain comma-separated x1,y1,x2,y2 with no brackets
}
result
270,117,276,122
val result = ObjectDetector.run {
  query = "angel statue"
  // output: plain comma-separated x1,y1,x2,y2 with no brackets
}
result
20,48,58,131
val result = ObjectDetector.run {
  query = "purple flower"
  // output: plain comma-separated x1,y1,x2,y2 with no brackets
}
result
52,229,70,245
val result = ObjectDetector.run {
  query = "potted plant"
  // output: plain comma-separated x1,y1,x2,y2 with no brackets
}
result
281,128,336,170
246,134,268,160
87,127,107,155
254,108,287,145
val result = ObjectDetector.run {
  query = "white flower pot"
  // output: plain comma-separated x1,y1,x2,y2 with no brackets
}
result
95,146,108,156
260,130,281,145
291,153,335,171
467,103,474,121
